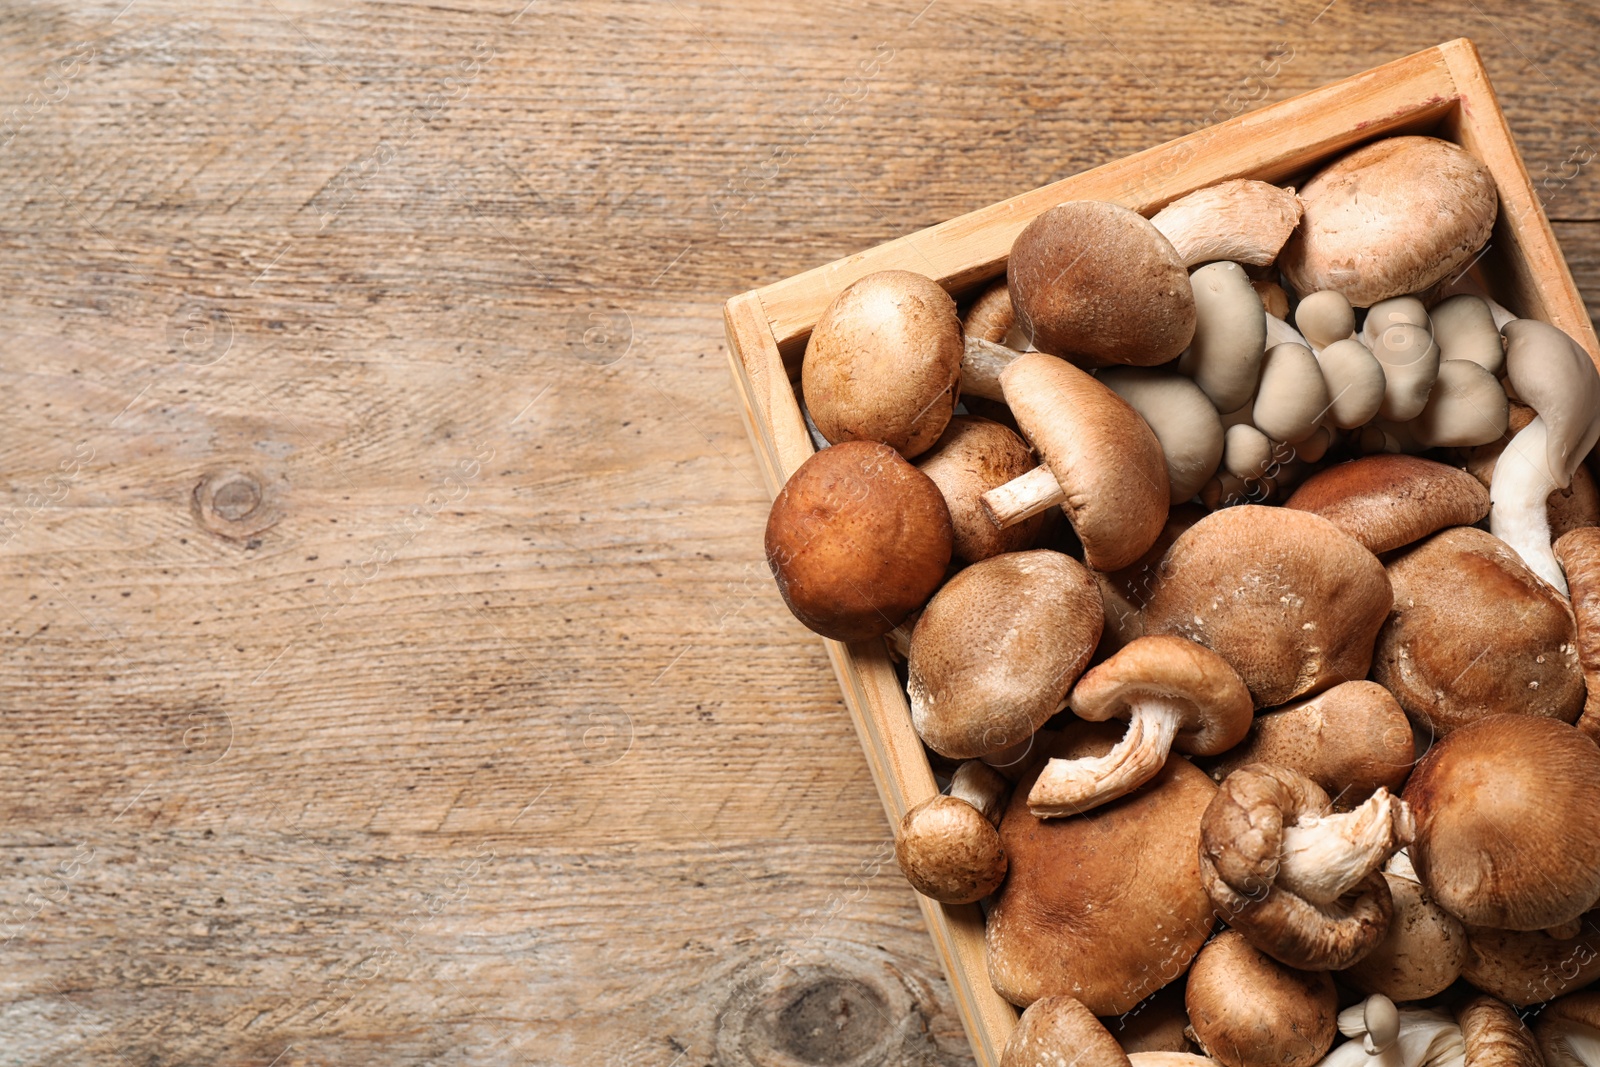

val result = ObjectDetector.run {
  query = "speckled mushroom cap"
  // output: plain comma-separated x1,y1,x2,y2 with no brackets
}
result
1200,764,1394,971
1280,136,1498,306
1372,526,1583,736
986,723,1217,1014
1463,914,1600,1008
764,441,953,642
1203,681,1414,808
1338,865,1466,1002
908,550,1103,759
1404,715,1600,931
1001,995,1131,1067
1007,201,1197,366
1455,995,1543,1067
1142,506,1392,708
1070,635,1254,757
894,795,1006,905
1535,989,1600,1066
999,352,1170,572
916,416,1045,563
801,270,964,458
1283,455,1490,555
1185,930,1337,1067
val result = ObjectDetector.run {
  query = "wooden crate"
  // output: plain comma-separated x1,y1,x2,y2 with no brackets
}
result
722,38,1599,1067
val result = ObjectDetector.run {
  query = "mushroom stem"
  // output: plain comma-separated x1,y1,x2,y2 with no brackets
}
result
1277,788,1415,906
961,336,1023,402
1490,417,1569,595
947,759,1009,825
983,465,1065,529
1027,700,1181,817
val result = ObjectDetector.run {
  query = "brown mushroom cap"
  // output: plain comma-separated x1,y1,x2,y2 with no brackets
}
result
1070,636,1254,757
1002,995,1131,1067
987,723,1217,1014
1200,764,1396,971
916,416,1045,563
801,270,963,458
1372,526,1583,736
1008,201,1197,366
1455,994,1543,1067
1142,506,1392,708
1102,982,1194,1055
1554,527,1600,741
996,352,1171,571
894,761,1010,905
1283,455,1490,555
1281,136,1498,307
1202,681,1414,808
1185,930,1337,1067
1338,867,1466,1002
1097,504,1208,652
964,277,1016,343
1463,913,1600,1007
764,441,952,642
1404,714,1600,931
908,550,1102,759
1535,989,1600,1066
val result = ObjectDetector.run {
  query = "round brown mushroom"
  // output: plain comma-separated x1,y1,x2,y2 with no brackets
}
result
801,270,964,458
1462,913,1600,1007
908,549,1103,759
1142,506,1392,708
1008,201,1197,366
1455,994,1543,1067
1283,455,1490,555
1372,526,1583,736
1280,136,1498,306
964,277,1017,343
1200,764,1407,971
1002,995,1131,1067
1534,989,1600,1066
916,416,1045,563
1554,527,1600,742
986,723,1217,1014
765,441,952,641
1338,851,1466,1002
1403,714,1600,931
1028,636,1252,817
1185,930,1337,1067
1202,681,1414,809
894,760,1010,904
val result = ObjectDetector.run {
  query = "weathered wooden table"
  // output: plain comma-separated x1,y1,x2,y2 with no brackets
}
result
0,3,1594,1064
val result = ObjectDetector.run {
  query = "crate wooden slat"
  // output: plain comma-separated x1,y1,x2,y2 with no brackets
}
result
722,38,1597,1067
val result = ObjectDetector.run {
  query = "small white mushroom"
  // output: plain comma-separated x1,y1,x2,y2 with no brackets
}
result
1224,423,1275,480
1359,296,1428,350
1266,313,1312,351
1254,342,1330,444
1296,291,1357,351
1315,339,1387,429
1369,321,1441,422
1100,368,1226,503
1178,262,1268,412
1411,359,1510,448
1315,1000,1464,1067
1150,179,1304,268
1428,294,1504,375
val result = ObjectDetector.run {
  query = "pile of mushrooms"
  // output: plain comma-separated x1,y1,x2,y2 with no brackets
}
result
760,132,1600,1062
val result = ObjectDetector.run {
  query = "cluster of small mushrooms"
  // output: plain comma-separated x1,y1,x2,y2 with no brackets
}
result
763,134,1600,1066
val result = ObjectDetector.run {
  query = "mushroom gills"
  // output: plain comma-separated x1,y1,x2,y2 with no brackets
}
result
1276,789,1415,906
1543,1019,1600,1067
1027,699,1182,816
1489,416,1568,594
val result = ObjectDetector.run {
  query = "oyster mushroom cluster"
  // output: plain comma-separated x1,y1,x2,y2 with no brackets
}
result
759,133,1600,1063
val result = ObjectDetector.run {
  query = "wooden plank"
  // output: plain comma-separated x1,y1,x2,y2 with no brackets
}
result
754,45,1462,358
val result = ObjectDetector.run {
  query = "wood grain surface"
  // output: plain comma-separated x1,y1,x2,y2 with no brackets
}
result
0,2,1595,1064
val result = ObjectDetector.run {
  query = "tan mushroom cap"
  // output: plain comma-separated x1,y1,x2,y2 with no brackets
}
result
1185,930,1337,1067
1404,714,1600,931
1008,201,1197,366
909,550,1102,759
1179,261,1269,414
1504,317,1600,488
1102,982,1194,1055
1098,504,1208,652
1411,358,1509,448
1554,527,1600,741
1295,290,1356,350
1003,995,1131,1067
964,277,1016,343
1338,866,1466,1002
917,416,1045,563
1149,179,1304,268
1281,136,1498,306
765,441,952,642
1099,368,1226,504
1200,764,1396,971
1429,293,1505,374
1535,989,1600,1067
1283,455,1490,555
801,270,963,458
1143,506,1392,709
1463,913,1600,1007
1070,635,1254,756
987,723,1217,1014
1203,681,1414,808
1455,995,1543,1067
993,352,1170,571
1372,526,1582,736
